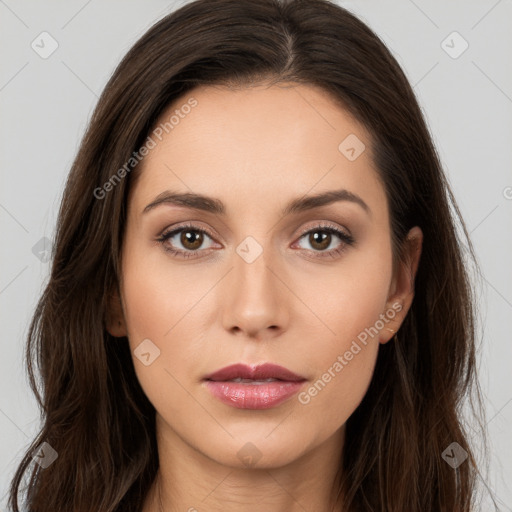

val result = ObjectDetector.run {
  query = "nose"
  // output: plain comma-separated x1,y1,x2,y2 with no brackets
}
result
221,242,289,340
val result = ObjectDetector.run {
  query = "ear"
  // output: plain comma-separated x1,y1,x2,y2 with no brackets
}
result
105,285,128,337
380,226,423,344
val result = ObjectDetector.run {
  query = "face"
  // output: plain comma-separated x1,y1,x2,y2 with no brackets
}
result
109,82,421,469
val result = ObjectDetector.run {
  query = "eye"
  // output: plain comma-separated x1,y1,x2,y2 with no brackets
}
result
157,223,217,259
156,221,354,260
293,223,354,258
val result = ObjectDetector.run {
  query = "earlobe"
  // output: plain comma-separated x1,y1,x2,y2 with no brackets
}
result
105,287,128,337
379,306,402,344
381,326,397,345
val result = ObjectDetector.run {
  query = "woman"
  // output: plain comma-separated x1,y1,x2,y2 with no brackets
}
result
8,0,493,510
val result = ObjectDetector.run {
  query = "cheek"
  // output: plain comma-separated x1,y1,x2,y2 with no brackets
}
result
119,235,232,413
119,241,203,403
297,346,378,432
120,238,208,344
305,234,392,342
296,292,385,431
295,242,392,423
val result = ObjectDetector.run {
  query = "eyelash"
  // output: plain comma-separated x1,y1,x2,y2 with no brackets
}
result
156,222,355,260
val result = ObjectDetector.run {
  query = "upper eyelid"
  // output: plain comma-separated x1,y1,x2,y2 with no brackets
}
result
296,221,351,237
159,221,351,246
160,222,217,241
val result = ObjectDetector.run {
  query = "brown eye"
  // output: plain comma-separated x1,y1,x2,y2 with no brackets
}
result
308,231,332,251
293,224,355,259
179,230,204,250
157,224,216,258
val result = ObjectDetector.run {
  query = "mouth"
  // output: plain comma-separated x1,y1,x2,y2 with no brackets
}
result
203,362,305,382
203,363,306,409
217,377,285,384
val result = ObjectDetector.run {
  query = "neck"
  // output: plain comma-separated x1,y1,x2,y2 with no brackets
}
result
143,414,346,512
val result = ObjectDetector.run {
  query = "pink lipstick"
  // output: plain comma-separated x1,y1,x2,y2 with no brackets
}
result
203,363,306,410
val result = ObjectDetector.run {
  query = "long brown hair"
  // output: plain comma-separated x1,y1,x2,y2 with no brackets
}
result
9,0,493,510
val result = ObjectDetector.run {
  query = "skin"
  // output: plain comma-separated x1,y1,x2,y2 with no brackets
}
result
107,82,422,512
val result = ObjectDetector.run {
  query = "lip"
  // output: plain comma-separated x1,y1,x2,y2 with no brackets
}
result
203,363,305,382
203,363,306,410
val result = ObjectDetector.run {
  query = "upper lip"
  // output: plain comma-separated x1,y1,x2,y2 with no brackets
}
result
203,363,306,382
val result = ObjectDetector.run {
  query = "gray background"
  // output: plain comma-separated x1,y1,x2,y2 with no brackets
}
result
1,0,511,510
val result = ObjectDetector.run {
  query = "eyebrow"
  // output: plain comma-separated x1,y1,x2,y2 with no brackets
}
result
142,188,370,216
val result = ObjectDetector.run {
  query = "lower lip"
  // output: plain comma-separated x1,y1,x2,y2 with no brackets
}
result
204,380,305,409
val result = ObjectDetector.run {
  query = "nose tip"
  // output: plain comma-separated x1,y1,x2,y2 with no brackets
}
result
221,256,289,340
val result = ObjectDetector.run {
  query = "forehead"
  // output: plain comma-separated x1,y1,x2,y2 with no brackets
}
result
149,81,370,155
129,82,385,217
